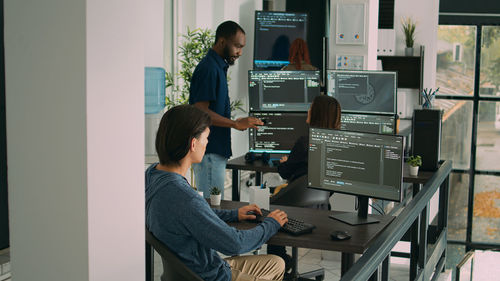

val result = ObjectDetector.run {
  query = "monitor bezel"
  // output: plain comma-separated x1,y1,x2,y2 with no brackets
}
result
248,111,308,154
253,10,308,70
248,70,321,112
326,69,398,115
340,112,398,135
307,127,404,202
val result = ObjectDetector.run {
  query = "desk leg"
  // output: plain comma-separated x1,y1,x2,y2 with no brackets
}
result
341,252,355,276
290,247,299,278
410,183,421,281
232,169,240,201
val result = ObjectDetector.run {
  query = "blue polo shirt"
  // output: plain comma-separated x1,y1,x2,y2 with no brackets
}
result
189,49,232,158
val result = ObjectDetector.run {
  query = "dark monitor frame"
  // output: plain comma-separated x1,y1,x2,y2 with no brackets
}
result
253,10,308,70
326,69,398,115
248,70,321,112
307,128,404,225
248,111,308,154
340,112,397,135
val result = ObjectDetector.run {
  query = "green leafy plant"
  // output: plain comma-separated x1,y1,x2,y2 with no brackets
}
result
165,27,245,116
408,155,422,167
401,17,416,48
210,186,221,195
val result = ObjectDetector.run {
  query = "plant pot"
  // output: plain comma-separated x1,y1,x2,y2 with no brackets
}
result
210,194,221,206
405,47,414,56
409,165,419,176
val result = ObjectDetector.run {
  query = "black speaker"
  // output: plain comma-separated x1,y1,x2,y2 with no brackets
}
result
411,109,443,171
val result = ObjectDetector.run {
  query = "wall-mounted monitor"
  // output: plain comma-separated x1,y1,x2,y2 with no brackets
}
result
326,70,397,115
253,11,307,70
249,112,308,154
248,70,321,112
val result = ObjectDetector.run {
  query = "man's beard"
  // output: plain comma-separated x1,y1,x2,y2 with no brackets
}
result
223,45,238,66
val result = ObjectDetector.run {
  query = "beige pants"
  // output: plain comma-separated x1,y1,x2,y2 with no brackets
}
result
225,254,285,281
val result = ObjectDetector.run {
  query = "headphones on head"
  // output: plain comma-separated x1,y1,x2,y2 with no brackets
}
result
244,152,270,164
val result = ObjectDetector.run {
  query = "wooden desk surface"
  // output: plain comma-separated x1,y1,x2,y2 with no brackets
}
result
227,155,433,185
216,200,394,254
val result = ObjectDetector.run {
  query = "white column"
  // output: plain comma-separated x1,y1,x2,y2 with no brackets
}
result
5,0,144,280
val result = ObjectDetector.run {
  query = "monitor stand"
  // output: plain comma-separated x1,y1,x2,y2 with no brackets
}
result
329,196,380,225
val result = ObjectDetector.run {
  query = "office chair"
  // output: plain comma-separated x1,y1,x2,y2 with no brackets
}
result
270,174,329,281
271,174,330,208
145,228,204,281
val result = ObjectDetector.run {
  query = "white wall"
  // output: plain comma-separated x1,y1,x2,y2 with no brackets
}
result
5,0,144,280
329,0,379,70
394,0,439,90
172,0,263,159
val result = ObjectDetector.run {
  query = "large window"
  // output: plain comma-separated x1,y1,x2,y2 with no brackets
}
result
436,24,500,251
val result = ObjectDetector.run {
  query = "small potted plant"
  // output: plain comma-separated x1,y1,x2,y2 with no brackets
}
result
210,186,222,206
401,17,416,56
408,155,422,176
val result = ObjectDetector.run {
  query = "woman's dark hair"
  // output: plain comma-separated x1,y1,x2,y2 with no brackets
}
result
309,95,341,129
155,105,211,166
288,38,311,70
215,21,245,44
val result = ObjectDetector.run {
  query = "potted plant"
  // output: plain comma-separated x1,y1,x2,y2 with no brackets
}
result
210,186,222,206
165,28,244,116
401,17,416,56
408,155,422,176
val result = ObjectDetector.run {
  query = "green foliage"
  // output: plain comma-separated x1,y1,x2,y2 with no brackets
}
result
408,155,422,167
401,17,416,48
166,28,214,108
210,186,221,195
165,27,245,115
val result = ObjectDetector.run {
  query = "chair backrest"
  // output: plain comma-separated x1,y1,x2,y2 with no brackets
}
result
145,229,204,281
270,174,330,208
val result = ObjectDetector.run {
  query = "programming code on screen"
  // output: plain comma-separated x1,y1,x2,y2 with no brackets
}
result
340,113,395,134
308,128,403,201
249,70,320,112
249,112,308,153
254,11,307,69
327,70,397,115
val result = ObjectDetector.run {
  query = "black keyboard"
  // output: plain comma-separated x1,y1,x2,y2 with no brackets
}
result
247,209,316,236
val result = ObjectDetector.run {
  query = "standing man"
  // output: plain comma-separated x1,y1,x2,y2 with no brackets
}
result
190,20,262,199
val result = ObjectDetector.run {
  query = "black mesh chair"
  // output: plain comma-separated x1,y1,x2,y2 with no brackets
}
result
270,174,330,281
145,228,203,281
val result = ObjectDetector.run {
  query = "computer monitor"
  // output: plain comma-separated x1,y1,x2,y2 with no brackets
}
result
341,113,396,135
308,128,403,225
326,70,397,115
254,11,307,70
248,70,321,112
249,112,308,154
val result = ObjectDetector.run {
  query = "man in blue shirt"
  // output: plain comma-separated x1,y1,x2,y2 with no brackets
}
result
146,105,287,281
189,21,263,199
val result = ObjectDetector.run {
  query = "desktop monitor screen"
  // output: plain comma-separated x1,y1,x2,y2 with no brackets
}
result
249,70,321,112
249,112,308,154
254,11,307,69
341,113,396,135
308,128,403,202
326,70,397,115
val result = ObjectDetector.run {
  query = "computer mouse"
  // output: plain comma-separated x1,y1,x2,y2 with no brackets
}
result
330,230,351,241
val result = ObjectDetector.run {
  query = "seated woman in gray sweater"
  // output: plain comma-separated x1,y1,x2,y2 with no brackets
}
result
146,105,288,281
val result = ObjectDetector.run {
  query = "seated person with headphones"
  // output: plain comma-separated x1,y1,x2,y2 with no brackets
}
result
146,105,290,281
269,95,342,271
